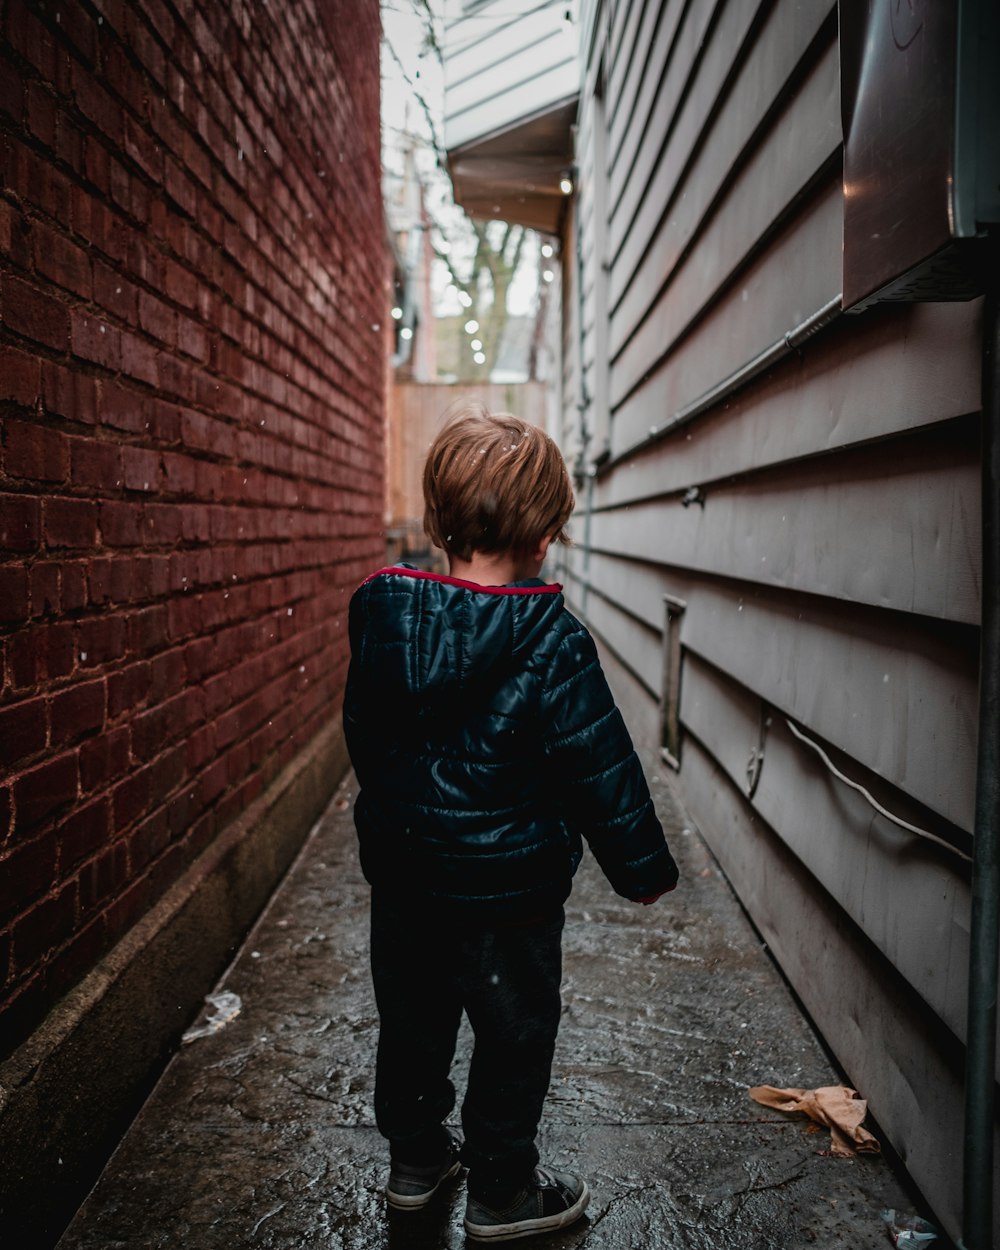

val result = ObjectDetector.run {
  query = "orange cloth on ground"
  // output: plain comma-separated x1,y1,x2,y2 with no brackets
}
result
748,1084,881,1157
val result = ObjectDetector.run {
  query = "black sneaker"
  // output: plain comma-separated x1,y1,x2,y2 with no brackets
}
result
385,1131,463,1210
464,1166,590,1241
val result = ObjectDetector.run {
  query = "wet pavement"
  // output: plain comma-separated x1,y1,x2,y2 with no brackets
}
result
58,756,921,1249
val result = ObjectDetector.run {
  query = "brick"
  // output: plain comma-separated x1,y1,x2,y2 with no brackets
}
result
11,884,76,971
47,620,77,680
148,646,185,702
79,726,130,792
71,437,121,489
76,616,126,667
0,495,41,553
127,604,169,657
177,315,208,361
121,445,161,492
123,114,163,181
148,399,181,443
59,561,88,611
54,3,98,63
0,566,30,622
77,840,130,915
50,679,106,747
128,807,170,872
2,420,70,483
151,742,186,799
33,222,92,299
99,501,144,546
71,309,122,371
92,260,138,321
143,503,181,543
28,561,60,616
0,51,25,122
26,80,57,147
120,330,159,387
0,346,41,406
60,795,111,868
6,5,57,82
1,275,71,352
0,833,57,921
131,691,184,760
161,451,197,495
42,361,98,424
55,110,85,170
107,661,150,717
99,381,148,435
112,767,151,831
43,497,99,548
0,695,48,768
132,554,170,600
83,132,111,193
137,290,177,347
13,752,79,830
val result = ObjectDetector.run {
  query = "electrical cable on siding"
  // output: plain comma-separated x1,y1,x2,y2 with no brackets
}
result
784,717,972,863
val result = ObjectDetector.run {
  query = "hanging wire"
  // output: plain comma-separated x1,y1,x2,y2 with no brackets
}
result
784,717,972,863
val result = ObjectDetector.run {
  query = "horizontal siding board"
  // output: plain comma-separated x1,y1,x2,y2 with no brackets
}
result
445,61,579,151
444,0,551,49
610,44,840,389
589,421,981,626
680,653,975,1051
607,0,668,151
610,5,835,325
608,0,723,240
609,175,842,446
447,29,572,116
677,581,978,829
594,299,982,509
678,736,987,1247
446,5,571,90
566,552,977,828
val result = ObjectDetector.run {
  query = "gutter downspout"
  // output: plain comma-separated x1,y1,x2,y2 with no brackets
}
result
961,254,1000,1250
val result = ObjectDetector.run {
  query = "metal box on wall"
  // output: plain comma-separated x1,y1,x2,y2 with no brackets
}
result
840,0,1000,311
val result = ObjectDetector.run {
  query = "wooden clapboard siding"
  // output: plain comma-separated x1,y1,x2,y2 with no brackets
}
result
564,3,987,1235
588,421,981,624
592,300,982,509
680,652,977,1046
444,2,578,152
610,34,840,369
678,733,981,1246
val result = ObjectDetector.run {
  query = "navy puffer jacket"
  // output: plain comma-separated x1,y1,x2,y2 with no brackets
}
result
343,566,678,920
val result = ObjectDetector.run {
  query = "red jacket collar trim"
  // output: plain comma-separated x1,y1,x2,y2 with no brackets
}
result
361,566,562,596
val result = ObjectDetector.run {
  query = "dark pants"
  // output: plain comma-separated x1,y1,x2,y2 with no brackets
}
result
369,891,564,1199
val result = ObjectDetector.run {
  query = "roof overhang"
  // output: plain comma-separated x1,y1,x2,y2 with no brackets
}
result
447,95,578,234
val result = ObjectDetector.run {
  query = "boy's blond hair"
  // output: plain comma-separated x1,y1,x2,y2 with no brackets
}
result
422,402,575,561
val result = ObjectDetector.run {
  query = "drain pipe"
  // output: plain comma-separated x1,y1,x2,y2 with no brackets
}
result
961,251,1000,1250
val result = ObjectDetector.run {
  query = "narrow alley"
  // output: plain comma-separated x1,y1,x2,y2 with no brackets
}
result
58,746,916,1250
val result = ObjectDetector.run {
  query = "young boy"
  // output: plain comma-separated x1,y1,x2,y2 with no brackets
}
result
343,404,678,1242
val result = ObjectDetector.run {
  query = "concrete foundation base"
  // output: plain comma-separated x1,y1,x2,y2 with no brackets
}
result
0,719,350,1249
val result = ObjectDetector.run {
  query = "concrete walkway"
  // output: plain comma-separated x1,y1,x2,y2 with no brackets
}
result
58,756,923,1249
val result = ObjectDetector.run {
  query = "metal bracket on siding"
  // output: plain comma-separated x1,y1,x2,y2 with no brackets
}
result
746,703,772,799
660,594,687,771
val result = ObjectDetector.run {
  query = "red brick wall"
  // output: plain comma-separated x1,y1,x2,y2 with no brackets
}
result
0,0,385,1055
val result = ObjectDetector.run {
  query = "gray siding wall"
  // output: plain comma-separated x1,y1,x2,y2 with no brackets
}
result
443,1,579,151
562,1,988,1240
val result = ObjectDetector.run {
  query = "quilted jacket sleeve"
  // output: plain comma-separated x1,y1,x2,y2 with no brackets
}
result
539,622,679,901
